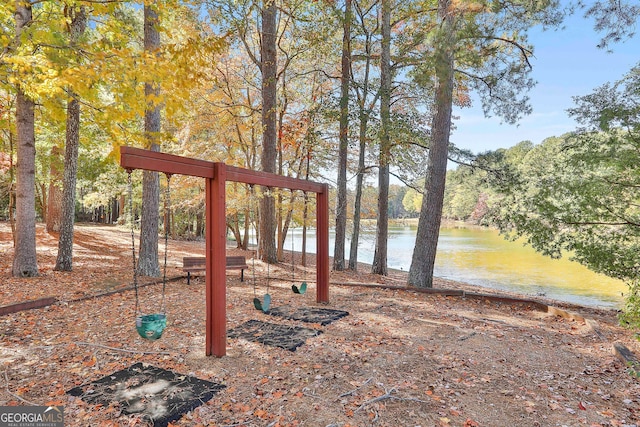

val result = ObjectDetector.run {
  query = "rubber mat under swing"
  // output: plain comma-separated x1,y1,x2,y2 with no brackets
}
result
267,306,350,326
227,319,322,351
67,362,225,427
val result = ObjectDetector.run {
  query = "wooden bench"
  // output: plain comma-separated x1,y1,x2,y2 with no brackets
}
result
182,256,249,285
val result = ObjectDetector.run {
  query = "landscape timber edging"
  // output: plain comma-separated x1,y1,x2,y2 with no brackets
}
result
613,342,640,375
0,276,184,316
0,297,57,316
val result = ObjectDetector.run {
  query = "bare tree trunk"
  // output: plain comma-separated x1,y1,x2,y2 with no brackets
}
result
12,1,38,278
228,212,242,247
408,0,455,288
276,76,289,262
9,181,15,244
258,0,278,263
242,205,250,250
348,112,368,271
372,0,392,276
112,196,119,224
13,88,38,277
196,210,204,238
8,127,16,245
334,0,352,271
37,181,47,223
302,192,308,267
118,195,124,222
278,199,294,261
301,152,310,267
46,145,63,233
56,0,87,272
137,3,162,277
54,97,81,270
349,11,376,272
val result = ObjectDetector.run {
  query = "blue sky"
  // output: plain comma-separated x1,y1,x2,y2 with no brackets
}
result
451,10,639,154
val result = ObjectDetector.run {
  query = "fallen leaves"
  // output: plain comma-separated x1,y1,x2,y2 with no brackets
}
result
439,417,451,426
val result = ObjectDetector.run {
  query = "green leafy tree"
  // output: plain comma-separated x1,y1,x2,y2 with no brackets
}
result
347,0,433,272
348,0,378,271
407,0,562,288
2,0,222,276
440,141,534,223
496,66,640,326
442,167,480,220
402,187,422,216
577,0,640,48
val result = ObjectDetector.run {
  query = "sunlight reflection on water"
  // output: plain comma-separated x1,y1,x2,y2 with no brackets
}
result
278,225,626,308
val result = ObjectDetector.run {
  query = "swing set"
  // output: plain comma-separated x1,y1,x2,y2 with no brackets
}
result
120,146,330,357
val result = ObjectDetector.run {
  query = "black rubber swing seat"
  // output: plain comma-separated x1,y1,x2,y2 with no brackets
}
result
291,281,307,294
253,294,271,312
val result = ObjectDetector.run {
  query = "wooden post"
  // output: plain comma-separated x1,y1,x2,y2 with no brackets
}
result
316,184,330,303
205,177,214,355
206,163,228,357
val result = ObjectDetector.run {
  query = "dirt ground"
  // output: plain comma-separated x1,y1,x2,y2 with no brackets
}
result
1,222,639,427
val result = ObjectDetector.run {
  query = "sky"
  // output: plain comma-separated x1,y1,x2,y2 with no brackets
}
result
450,10,639,154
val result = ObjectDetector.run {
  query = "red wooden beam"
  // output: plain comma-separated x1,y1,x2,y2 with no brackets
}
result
122,146,325,193
226,165,325,193
120,146,214,178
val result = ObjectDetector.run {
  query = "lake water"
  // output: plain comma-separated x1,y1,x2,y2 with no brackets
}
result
283,225,627,309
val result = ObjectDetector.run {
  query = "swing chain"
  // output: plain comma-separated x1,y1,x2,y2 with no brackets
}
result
249,184,257,299
128,171,170,315
291,190,295,283
127,170,140,316
290,190,307,295
160,173,171,314
128,170,169,340
248,184,272,312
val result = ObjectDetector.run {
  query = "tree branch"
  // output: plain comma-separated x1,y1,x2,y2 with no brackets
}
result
73,341,174,355
485,35,533,68
4,369,39,406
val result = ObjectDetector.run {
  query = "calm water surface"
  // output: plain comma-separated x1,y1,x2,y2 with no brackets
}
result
285,225,626,308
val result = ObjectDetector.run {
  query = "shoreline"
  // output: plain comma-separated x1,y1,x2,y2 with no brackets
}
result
276,244,622,316
0,221,623,313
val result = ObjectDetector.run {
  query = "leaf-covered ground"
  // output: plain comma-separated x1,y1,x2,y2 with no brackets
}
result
1,222,639,426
